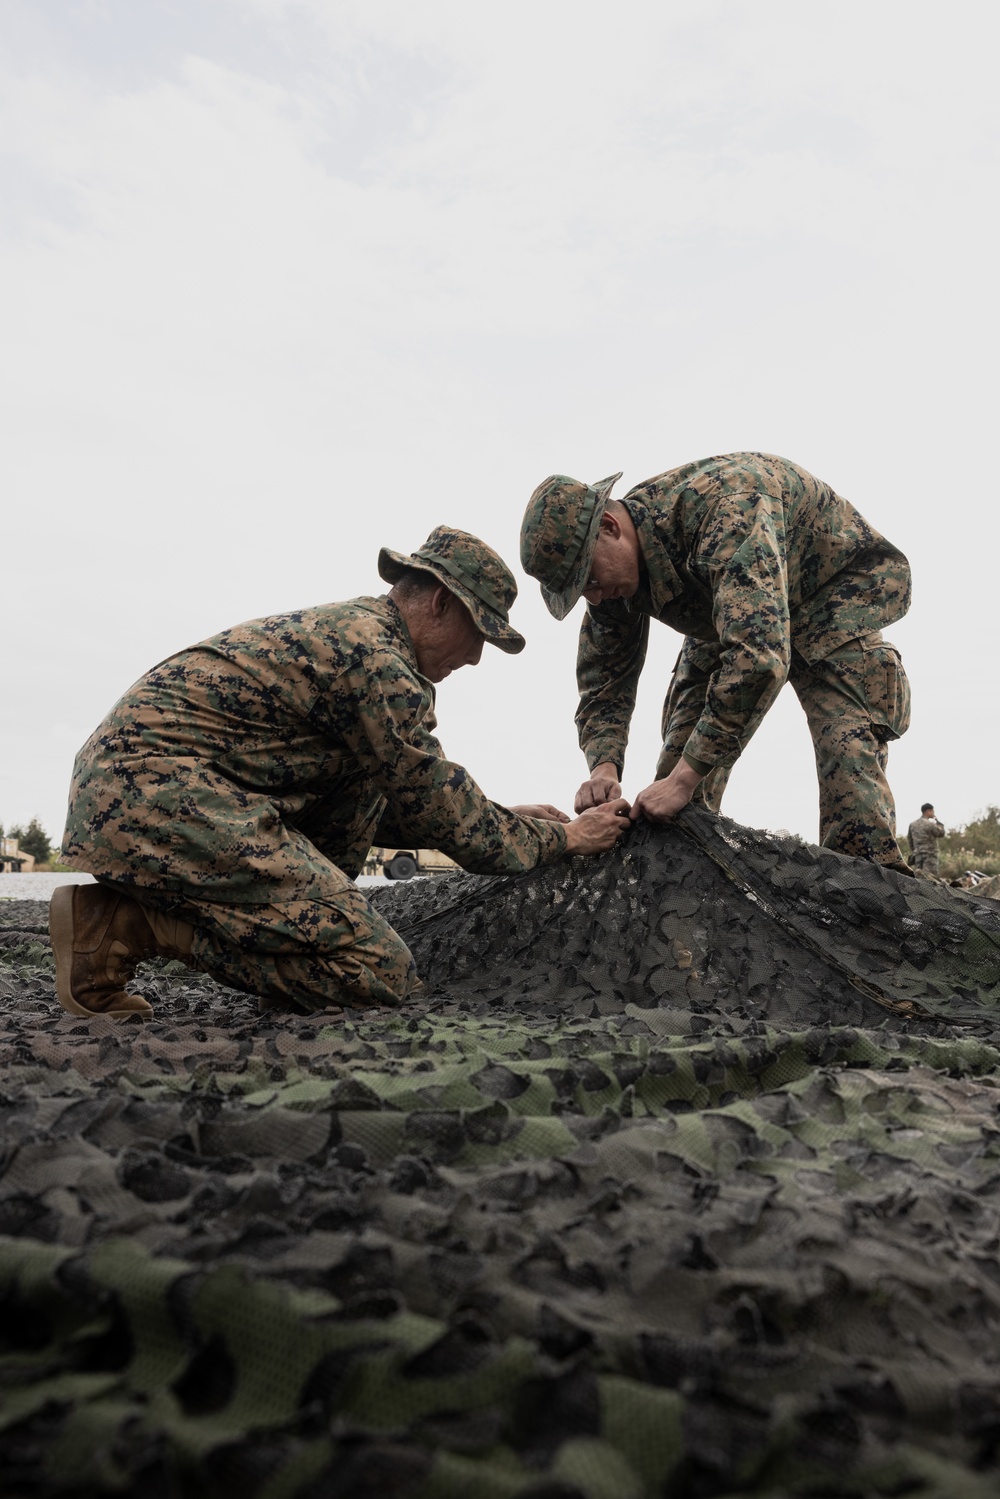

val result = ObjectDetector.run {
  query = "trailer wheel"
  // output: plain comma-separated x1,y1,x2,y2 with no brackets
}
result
385,853,418,881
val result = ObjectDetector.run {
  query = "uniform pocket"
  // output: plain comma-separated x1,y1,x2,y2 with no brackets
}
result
863,639,911,741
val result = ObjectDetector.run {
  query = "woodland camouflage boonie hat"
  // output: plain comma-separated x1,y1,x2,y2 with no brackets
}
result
519,472,623,620
379,526,526,654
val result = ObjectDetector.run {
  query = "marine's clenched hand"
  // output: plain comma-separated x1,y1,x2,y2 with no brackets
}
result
563,799,631,855
574,762,623,812
629,761,703,823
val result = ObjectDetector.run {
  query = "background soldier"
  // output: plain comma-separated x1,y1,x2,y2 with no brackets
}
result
52,528,628,1018
521,452,912,869
907,802,945,874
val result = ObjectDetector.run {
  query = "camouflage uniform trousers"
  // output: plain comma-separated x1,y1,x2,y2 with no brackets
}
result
102,818,419,1014
656,631,912,867
911,848,941,875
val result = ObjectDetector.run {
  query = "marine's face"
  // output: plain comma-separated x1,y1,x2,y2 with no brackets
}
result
417,594,485,682
581,514,641,606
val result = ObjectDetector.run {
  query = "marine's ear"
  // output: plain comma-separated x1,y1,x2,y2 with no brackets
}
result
598,507,625,540
427,583,456,620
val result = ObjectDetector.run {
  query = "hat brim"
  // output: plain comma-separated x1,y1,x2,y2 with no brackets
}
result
539,472,623,620
378,548,525,654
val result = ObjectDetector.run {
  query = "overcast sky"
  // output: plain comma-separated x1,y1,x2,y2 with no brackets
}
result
2,0,997,852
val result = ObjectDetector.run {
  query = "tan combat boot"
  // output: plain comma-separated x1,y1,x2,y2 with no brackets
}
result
49,883,188,1019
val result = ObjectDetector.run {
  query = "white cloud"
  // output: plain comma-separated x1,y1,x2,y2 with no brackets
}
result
1,0,997,844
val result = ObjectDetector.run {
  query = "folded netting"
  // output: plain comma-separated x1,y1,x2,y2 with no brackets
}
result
369,807,1000,1030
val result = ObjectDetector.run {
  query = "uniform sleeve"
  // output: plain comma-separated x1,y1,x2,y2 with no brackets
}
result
655,638,724,779
681,492,793,769
574,602,650,775
317,646,567,875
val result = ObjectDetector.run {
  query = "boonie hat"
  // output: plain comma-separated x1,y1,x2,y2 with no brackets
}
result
519,471,623,620
378,526,525,654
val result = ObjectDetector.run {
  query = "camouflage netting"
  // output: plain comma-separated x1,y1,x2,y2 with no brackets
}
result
4,808,1000,1499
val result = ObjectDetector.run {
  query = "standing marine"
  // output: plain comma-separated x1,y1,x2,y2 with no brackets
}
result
52,528,628,1018
907,803,945,875
520,452,912,868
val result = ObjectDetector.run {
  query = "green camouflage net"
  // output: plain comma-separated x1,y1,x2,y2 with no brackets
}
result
3,810,1000,1498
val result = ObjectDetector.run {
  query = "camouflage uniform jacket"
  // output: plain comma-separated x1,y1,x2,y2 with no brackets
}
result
576,453,912,774
63,595,566,898
908,816,945,857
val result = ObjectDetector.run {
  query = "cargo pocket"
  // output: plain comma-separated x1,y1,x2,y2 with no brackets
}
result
863,638,911,741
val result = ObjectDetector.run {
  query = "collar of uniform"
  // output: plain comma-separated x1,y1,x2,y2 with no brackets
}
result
622,494,683,615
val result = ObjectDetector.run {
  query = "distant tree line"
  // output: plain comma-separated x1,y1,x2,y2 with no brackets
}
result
0,818,54,865
937,806,1000,880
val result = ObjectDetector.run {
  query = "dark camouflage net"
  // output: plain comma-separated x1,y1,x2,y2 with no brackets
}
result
3,809,1000,1498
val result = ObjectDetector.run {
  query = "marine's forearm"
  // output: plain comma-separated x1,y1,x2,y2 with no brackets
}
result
575,606,649,776
681,639,790,770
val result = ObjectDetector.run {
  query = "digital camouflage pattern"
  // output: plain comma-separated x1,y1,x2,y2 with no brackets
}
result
519,472,623,620
107,873,424,1012
909,812,946,873
524,453,913,771
522,452,912,864
378,525,526,653
61,594,565,1010
5,809,1000,1497
658,634,911,866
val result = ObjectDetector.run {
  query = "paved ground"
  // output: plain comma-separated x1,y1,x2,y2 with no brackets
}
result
0,871,95,900
0,871,390,903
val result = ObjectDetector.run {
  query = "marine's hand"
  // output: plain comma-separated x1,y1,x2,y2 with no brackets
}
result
511,803,571,823
563,798,631,855
574,763,623,812
629,762,703,823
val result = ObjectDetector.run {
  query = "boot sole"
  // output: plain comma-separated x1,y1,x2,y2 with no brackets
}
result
49,885,153,1020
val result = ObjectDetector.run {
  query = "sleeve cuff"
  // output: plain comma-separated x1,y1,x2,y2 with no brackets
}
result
534,818,568,863
585,746,625,777
684,724,744,771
